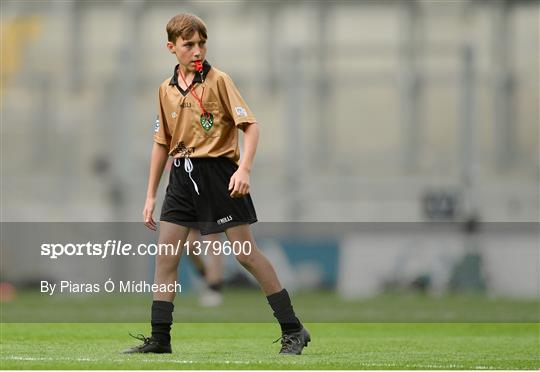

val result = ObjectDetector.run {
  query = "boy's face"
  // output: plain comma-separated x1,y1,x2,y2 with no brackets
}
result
167,31,207,73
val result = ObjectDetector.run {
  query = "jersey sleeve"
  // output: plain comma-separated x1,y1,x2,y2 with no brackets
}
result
153,85,171,146
219,74,257,127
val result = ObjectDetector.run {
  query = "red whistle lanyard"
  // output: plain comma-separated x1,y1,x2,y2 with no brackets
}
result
179,63,207,114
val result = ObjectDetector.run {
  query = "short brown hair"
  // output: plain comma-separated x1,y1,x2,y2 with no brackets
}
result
166,13,207,43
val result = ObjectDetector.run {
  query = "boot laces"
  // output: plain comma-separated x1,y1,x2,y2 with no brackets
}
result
129,333,152,345
273,334,301,352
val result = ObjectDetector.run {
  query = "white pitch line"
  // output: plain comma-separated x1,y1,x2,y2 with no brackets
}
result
0,355,514,369
4,356,93,362
3,355,254,365
138,359,254,365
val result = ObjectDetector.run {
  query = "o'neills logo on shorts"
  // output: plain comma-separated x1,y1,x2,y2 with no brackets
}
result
217,215,233,225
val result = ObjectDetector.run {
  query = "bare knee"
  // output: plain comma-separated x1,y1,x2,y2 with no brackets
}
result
235,251,257,269
155,253,180,275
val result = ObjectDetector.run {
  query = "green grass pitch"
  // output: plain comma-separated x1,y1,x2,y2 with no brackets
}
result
1,291,539,369
1,323,539,369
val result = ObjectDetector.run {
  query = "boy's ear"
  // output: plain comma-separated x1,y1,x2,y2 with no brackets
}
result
166,41,175,54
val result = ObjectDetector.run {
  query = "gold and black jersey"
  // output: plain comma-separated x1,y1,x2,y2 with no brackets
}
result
153,60,257,164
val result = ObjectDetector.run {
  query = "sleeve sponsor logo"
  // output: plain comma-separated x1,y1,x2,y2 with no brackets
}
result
154,116,160,132
234,106,247,117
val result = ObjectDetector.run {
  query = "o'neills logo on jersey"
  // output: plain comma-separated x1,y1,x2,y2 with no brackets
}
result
217,215,233,225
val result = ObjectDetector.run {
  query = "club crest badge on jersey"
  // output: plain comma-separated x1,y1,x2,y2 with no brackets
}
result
154,115,160,132
200,112,214,132
235,106,247,117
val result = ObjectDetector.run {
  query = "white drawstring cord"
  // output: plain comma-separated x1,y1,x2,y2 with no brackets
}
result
174,158,199,195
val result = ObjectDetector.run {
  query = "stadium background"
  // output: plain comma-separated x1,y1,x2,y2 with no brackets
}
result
2,0,539,312
1,1,539,369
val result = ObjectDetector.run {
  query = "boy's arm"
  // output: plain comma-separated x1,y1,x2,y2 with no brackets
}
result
229,122,259,198
144,142,169,230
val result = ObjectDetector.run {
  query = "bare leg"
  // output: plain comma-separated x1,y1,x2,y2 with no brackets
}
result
206,236,224,285
186,230,224,307
225,224,282,295
153,221,189,302
186,229,206,275
187,230,223,285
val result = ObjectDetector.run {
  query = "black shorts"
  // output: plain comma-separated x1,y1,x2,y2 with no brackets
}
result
160,157,257,235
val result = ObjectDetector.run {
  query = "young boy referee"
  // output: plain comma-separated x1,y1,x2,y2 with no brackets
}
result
123,13,310,355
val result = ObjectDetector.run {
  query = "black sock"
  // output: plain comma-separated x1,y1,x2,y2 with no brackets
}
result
266,288,302,334
151,300,174,344
208,282,223,292
196,266,206,278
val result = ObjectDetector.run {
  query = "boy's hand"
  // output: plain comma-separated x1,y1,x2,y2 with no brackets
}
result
228,168,250,198
143,197,157,230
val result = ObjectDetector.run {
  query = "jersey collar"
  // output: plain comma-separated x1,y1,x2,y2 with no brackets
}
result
170,60,212,88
